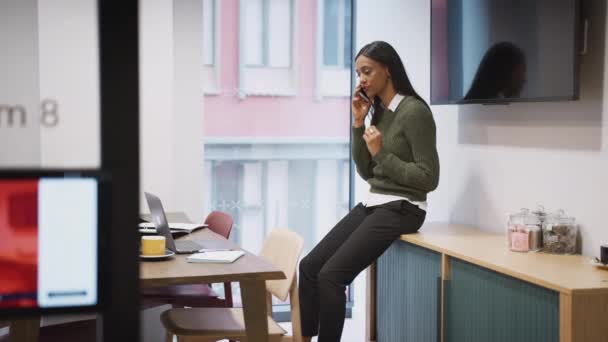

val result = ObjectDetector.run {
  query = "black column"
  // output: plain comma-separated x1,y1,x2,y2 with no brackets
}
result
99,1,140,341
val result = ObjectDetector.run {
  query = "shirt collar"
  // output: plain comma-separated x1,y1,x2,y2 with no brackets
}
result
387,93,405,112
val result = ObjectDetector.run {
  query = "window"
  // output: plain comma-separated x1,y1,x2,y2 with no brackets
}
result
323,0,352,69
244,0,292,68
203,0,216,66
316,0,353,98
239,0,296,97
205,147,350,252
203,0,354,323
203,0,220,94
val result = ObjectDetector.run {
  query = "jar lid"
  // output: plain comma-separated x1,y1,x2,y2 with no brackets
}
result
508,208,527,219
520,208,540,224
547,209,576,224
531,205,547,218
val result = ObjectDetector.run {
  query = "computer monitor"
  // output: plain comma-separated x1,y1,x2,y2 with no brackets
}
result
0,171,102,314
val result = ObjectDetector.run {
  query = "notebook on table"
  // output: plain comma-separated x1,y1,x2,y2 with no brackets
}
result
186,250,245,264
138,222,207,234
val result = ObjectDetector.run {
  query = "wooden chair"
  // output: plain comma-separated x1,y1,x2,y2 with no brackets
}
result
143,211,235,309
160,229,304,342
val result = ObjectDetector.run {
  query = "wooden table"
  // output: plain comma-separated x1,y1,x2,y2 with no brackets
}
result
140,223,285,341
6,213,285,342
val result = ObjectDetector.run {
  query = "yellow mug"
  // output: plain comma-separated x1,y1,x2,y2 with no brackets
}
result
141,236,166,256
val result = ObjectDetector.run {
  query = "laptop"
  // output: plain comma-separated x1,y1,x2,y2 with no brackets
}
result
144,192,202,254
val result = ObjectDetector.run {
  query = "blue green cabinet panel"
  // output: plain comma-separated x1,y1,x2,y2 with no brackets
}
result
377,241,442,342
445,258,559,342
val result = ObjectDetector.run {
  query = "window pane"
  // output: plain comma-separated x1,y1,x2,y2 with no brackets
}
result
244,0,263,65
267,0,291,67
343,0,352,68
204,0,352,323
288,160,315,250
323,0,339,66
240,162,264,250
203,0,214,65
242,162,262,206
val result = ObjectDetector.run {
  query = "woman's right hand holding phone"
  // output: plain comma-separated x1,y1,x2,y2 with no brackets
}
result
352,85,371,128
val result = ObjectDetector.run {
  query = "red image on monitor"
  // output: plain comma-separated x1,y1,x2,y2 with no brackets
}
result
0,180,39,308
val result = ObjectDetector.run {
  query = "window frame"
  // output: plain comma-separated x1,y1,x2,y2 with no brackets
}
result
315,0,352,99
203,0,221,95
238,0,297,98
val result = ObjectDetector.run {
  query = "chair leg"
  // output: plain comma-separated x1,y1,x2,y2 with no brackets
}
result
289,275,303,342
225,281,236,342
223,281,233,307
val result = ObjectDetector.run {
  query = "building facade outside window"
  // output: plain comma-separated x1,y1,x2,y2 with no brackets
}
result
316,0,353,98
203,0,354,318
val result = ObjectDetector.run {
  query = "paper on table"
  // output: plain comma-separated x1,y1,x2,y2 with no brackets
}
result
198,248,232,252
139,222,207,232
186,250,245,264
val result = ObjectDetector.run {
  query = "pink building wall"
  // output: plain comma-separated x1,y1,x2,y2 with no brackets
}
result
204,0,351,139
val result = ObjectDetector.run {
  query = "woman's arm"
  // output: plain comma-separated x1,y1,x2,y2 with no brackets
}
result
352,126,374,180
372,108,440,192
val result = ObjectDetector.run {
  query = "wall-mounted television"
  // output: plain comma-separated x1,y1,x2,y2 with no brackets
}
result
431,0,580,105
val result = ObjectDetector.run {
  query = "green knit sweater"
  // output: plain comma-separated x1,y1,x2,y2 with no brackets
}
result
352,96,440,202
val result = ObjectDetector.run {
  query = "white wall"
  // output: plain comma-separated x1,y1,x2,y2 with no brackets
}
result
38,0,100,168
0,0,41,166
139,0,205,222
357,0,608,257
0,0,101,168
140,0,176,213
172,0,206,222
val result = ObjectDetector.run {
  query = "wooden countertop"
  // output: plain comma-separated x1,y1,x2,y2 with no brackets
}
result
400,222,608,295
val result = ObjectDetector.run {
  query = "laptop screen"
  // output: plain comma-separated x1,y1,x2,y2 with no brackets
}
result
0,175,98,310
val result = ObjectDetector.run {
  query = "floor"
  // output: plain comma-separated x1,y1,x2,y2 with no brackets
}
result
280,270,368,342
212,269,368,342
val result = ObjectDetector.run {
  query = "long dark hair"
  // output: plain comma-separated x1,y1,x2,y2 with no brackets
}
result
463,41,526,100
355,41,429,125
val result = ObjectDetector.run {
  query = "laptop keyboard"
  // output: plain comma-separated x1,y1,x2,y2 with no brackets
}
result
175,240,202,252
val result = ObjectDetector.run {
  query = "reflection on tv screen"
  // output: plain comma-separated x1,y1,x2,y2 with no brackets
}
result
431,0,578,104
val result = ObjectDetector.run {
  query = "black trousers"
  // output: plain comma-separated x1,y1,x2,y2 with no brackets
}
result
298,200,426,342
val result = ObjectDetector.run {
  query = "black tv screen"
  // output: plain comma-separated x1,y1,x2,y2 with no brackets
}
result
431,0,580,104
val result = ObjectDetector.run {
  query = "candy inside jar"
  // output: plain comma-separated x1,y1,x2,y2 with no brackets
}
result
507,208,542,252
542,209,578,254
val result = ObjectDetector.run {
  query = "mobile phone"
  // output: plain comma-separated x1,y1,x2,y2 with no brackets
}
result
359,89,370,103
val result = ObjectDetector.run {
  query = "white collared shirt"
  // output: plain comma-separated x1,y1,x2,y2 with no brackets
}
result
363,93,428,211
387,93,405,112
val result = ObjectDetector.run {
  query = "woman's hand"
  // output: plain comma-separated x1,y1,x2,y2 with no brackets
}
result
362,125,382,156
352,85,371,128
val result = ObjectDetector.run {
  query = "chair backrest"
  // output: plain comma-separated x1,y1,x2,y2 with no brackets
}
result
204,211,233,240
259,229,304,301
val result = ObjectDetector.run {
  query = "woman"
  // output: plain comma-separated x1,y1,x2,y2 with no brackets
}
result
298,41,440,342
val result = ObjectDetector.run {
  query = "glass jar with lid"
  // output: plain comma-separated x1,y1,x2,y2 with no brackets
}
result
507,208,534,252
507,208,543,252
507,208,524,250
542,209,578,254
